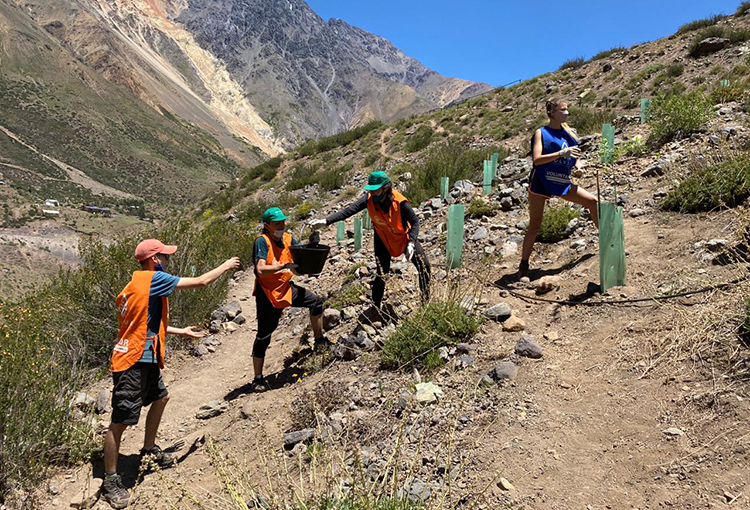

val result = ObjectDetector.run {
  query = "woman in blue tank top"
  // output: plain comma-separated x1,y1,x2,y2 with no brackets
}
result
519,99,599,276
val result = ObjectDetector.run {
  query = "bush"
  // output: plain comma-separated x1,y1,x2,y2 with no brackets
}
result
286,163,319,190
742,297,750,343
404,142,509,205
661,156,750,213
316,162,353,191
403,125,434,153
615,136,647,159
301,121,383,155
466,199,497,219
364,152,380,167
591,46,627,60
241,156,282,185
710,83,744,104
380,301,482,371
737,2,750,16
568,107,615,136
327,283,367,310
559,57,586,70
536,204,580,243
648,91,711,146
289,381,347,430
667,63,685,77
676,14,727,35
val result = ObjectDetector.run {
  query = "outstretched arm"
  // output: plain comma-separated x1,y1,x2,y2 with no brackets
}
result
175,257,241,289
323,194,368,225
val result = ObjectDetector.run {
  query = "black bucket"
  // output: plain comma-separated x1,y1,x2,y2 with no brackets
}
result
289,243,331,275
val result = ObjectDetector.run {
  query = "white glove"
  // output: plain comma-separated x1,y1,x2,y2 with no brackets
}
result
405,242,415,261
310,218,327,230
559,146,581,159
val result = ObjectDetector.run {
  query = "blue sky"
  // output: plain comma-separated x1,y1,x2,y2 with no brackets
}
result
306,0,743,87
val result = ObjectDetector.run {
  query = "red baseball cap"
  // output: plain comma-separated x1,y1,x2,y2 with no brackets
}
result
134,239,178,262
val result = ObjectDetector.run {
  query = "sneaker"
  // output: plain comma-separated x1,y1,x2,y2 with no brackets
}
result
101,475,129,509
251,375,270,393
140,444,176,469
518,260,530,278
314,335,333,346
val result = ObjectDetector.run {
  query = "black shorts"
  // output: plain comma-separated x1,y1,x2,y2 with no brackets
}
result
111,362,168,426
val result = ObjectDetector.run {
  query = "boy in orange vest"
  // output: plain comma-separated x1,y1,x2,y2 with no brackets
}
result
102,239,240,509
251,207,327,392
310,171,430,310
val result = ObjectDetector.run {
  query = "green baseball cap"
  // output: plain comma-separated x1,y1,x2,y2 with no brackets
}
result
262,207,288,223
363,171,390,191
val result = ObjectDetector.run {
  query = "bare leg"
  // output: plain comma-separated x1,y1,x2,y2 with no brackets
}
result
143,395,169,450
564,185,599,227
521,192,548,262
104,422,128,473
253,356,264,377
310,312,323,339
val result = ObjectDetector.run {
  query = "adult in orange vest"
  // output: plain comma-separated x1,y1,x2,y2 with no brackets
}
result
310,171,430,310
251,207,327,393
102,239,240,509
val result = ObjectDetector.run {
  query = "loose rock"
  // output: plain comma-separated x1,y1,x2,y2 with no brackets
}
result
515,334,543,358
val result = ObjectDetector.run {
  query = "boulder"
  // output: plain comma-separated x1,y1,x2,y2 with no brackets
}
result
322,308,342,330
515,334,543,359
487,362,519,382
483,303,512,321
223,301,242,320
283,429,316,450
502,316,526,332
691,37,729,57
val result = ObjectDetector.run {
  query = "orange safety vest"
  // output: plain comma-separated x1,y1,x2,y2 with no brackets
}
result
367,189,410,257
254,232,294,308
111,271,169,372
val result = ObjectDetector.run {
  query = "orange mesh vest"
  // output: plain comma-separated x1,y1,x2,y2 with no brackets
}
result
367,189,410,257
111,271,169,372
254,232,294,308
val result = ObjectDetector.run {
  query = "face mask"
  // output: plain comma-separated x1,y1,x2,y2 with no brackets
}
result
154,263,164,272
372,192,386,202
270,229,284,241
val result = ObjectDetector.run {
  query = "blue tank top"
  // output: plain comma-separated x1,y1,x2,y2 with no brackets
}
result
530,126,579,196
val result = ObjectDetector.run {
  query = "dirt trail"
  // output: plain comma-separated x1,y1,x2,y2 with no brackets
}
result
40,196,749,509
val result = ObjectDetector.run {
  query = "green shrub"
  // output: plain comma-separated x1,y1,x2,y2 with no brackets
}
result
568,107,615,136
559,57,586,70
737,2,750,16
305,121,383,155
241,156,282,186
294,200,321,220
404,142,509,205
380,301,482,371
536,204,580,243
466,199,497,219
316,162,353,191
686,26,750,57
327,283,367,310
286,163,319,190
615,136,647,158
661,156,750,213
710,83,745,104
729,28,750,44
676,14,727,35
648,91,711,146
591,46,627,60
667,63,685,77
364,152,380,167
404,125,434,153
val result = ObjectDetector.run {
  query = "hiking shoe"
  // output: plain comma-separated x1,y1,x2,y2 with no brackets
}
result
251,375,270,393
140,444,176,469
101,475,129,509
518,260,530,278
314,335,333,346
